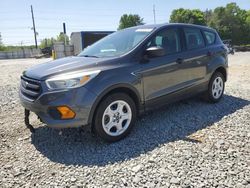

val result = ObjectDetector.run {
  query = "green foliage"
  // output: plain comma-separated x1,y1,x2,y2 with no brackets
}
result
0,32,3,46
40,38,56,49
56,32,69,43
207,3,250,45
246,10,250,25
118,14,144,30
0,32,4,51
170,3,250,45
170,8,206,25
39,33,69,49
0,32,38,51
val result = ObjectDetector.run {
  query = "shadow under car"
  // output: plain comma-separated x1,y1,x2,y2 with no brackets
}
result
31,94,250,166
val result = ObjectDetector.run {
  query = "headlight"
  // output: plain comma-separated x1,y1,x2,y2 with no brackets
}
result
45,70,101,90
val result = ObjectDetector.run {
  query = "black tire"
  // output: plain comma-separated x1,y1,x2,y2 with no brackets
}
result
93,93,137,142
204,72,225,103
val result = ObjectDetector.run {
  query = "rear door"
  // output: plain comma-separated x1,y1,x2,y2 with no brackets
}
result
178,27,209,87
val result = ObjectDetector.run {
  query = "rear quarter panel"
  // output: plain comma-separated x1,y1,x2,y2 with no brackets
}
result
205,44,228,82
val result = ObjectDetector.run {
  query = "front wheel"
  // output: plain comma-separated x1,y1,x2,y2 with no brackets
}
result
205,72,225,103
93,93,136,142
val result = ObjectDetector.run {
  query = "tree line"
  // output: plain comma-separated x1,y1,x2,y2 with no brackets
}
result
170,3,250,45
119,3,250,45
0,32,69,51
0,2,249,51
39,32,69,49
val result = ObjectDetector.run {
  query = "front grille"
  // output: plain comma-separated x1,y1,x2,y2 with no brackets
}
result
20,76,41,101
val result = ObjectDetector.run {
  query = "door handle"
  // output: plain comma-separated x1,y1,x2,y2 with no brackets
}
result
207,51,212,56
176,58,183,64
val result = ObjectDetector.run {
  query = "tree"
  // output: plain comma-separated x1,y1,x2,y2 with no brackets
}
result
245,10,250,43
56,32,69,44
204,9,213,25
40,37,56,49
118,14,144,30
170,8,206,25
207,3,249,44
246,10,250,25
0,32,3,46
169,3,250,45
0,32,5,51
39,32,70,49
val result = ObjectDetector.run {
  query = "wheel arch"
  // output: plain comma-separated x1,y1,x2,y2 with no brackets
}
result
87,84,143,126
214,66,227,81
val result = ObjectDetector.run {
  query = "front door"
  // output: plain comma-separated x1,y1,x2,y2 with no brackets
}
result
139,27,185,108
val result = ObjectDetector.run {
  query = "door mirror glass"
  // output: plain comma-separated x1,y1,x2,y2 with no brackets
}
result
146,46,166,58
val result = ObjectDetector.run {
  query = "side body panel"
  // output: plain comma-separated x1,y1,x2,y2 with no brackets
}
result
141,26,228,111
84,57,144,124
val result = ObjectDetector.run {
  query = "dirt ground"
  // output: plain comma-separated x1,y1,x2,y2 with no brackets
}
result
0,53,249,187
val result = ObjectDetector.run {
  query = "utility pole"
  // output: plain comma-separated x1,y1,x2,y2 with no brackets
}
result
205,8,208,25
31,5,38,49
153,4,156,24
63,22,67,45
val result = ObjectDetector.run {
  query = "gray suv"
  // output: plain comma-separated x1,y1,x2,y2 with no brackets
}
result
19,23,228,142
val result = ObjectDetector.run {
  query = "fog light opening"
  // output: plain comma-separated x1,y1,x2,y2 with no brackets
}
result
56,106,76,119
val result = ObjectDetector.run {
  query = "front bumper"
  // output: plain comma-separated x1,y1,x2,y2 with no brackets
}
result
19,86,97,128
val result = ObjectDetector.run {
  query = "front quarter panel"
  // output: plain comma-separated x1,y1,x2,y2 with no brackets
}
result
84,61,143,124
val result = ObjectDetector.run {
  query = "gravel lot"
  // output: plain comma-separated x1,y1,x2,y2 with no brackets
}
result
0,53,249,187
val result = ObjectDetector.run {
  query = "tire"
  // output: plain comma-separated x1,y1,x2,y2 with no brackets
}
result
205,72,225,103
93,93,137,142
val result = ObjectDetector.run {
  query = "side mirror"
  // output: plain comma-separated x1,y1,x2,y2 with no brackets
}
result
145,46,166,58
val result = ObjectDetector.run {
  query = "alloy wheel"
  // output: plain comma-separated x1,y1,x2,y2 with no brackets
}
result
212,76,224,99
102,100,132,137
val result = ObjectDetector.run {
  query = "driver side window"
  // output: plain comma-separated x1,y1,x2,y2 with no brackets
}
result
147,28,181,55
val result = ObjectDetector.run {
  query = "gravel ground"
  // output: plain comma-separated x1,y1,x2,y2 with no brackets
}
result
0,53,249,187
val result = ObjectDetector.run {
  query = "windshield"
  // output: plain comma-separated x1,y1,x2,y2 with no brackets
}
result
78,27,154,58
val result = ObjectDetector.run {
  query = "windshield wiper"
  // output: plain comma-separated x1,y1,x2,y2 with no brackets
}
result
82,55,99,58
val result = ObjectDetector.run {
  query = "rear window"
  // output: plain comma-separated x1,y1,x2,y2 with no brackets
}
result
204,31,216,45
184,28,205,50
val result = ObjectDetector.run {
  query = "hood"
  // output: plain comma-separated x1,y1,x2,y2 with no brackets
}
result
24,56,113,80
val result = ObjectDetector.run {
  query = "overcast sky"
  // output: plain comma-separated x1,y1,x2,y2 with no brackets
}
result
1,0,250,46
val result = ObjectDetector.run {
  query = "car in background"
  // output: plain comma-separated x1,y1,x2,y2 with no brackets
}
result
41,47,52,57
223,39,234,54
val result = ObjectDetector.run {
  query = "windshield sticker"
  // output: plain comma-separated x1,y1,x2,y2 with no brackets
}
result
135,28,153,32
100,49,117,52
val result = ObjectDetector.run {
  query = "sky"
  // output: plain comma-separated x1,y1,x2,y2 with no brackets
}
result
1,0,250,46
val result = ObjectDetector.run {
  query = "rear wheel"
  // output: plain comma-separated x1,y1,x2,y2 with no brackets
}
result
205,72,225,103
93,93,136,142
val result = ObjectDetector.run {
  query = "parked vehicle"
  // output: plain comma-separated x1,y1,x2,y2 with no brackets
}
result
223,39,234,55
41,47,52,57
19,23,228,142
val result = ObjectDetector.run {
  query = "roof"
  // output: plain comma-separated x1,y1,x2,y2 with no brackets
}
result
70,23,215,37
71,31,114,35
128,23,215,31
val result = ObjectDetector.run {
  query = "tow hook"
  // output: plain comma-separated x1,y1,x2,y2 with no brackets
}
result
24,109,35,133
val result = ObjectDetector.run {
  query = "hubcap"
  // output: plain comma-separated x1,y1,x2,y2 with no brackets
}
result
212,76,224,99
102,100,132,137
